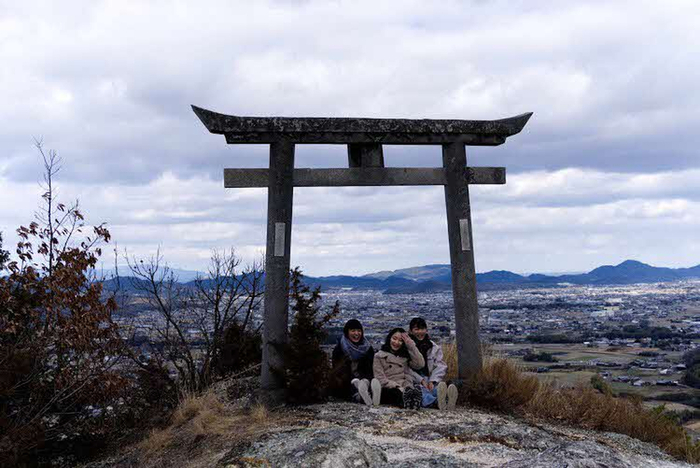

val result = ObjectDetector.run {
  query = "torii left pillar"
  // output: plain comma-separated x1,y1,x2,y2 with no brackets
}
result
261,140,295,399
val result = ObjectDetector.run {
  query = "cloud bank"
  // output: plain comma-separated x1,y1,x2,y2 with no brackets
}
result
1,1,698,275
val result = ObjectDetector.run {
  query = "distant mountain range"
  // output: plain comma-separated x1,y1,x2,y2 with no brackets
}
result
102,260,700,294
300,260,700,293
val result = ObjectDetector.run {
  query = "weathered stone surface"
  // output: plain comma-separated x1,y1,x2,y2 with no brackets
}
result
220,427,387,467
222,167,506,188
443,142,481,378
501,438,691,468
226,403,690,468
224,131,508,145
260,140,295,400
192,105,532,145
348,143,384,167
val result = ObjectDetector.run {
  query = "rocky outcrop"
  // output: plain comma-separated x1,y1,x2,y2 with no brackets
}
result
219,427,386,467
220,403,690,468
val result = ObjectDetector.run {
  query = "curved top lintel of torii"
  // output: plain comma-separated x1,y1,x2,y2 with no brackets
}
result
192,105,532,146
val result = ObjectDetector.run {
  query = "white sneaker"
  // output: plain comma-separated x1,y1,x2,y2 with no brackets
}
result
351,378,360,388
371,378,381,406
436,381,447,410
447,384,458,411
357,379,372,406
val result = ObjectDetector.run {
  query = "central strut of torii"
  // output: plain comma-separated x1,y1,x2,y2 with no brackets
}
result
193,105,532,401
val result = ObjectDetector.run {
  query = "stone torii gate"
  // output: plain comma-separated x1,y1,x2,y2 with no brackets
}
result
192,105,532,399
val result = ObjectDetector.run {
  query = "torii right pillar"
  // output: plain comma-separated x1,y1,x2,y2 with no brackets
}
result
443,142,481,375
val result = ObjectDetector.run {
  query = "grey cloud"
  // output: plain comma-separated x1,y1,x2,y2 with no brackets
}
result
471,168,700,208
2,0,700,187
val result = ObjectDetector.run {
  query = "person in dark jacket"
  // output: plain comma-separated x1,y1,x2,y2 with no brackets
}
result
329,319,376,405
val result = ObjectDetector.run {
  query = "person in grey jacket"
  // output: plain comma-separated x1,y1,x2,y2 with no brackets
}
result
408,317,458,410
372,327,425,409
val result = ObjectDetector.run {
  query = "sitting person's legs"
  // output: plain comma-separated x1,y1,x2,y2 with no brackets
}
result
420,385,438,407
380,387,404,407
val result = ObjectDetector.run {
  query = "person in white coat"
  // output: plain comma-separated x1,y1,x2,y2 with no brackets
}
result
408,317,458,410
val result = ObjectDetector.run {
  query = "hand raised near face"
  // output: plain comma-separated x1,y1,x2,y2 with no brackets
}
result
401,332,415,347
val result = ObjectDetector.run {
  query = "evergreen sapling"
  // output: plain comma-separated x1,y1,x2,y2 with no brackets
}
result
284,268,339,404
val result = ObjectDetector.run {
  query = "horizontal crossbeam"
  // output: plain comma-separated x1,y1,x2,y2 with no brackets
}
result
193,106,532,146
223,167,505,188
224,132,508,145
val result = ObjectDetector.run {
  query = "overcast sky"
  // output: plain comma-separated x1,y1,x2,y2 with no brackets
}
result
1,1,699,277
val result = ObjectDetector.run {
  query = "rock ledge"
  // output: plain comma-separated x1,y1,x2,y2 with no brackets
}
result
221,402,690,467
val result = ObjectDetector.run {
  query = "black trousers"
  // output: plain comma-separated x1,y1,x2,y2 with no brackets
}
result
380,387,404,407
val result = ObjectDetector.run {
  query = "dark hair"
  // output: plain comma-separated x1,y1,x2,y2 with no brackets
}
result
409,317,427,330
381,327,409,357
343,319,364,338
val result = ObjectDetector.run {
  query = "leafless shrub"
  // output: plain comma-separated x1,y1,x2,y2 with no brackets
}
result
124,249,264,393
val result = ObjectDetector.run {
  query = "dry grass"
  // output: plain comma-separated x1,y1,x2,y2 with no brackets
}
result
139,390,281,465
527,384,700,463
444,343,538,412
140,427,172,456
443,342,459,381
443,342,497,381
443,342,700,463
463,357,540,412
249,403,270,425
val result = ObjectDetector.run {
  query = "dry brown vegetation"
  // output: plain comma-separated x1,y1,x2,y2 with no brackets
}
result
138,390,280,467
462,358,540,412
528,384,700,463
442,343,700,463
444,342,459,381
1,146,131,466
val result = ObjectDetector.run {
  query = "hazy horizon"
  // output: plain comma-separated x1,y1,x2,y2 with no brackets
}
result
98,258,700,281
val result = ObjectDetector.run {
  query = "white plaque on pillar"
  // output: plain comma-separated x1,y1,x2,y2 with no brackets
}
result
274,222,286,256
459,219,471,251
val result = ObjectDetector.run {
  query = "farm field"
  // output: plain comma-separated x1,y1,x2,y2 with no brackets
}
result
492,343,696,400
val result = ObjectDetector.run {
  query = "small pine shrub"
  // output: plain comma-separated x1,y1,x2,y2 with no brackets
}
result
214,320,262,377
283,268,339,405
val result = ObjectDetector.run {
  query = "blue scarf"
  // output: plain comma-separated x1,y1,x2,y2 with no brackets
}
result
340,335,372,361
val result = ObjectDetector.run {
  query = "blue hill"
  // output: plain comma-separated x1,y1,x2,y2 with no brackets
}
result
101,260,700,294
